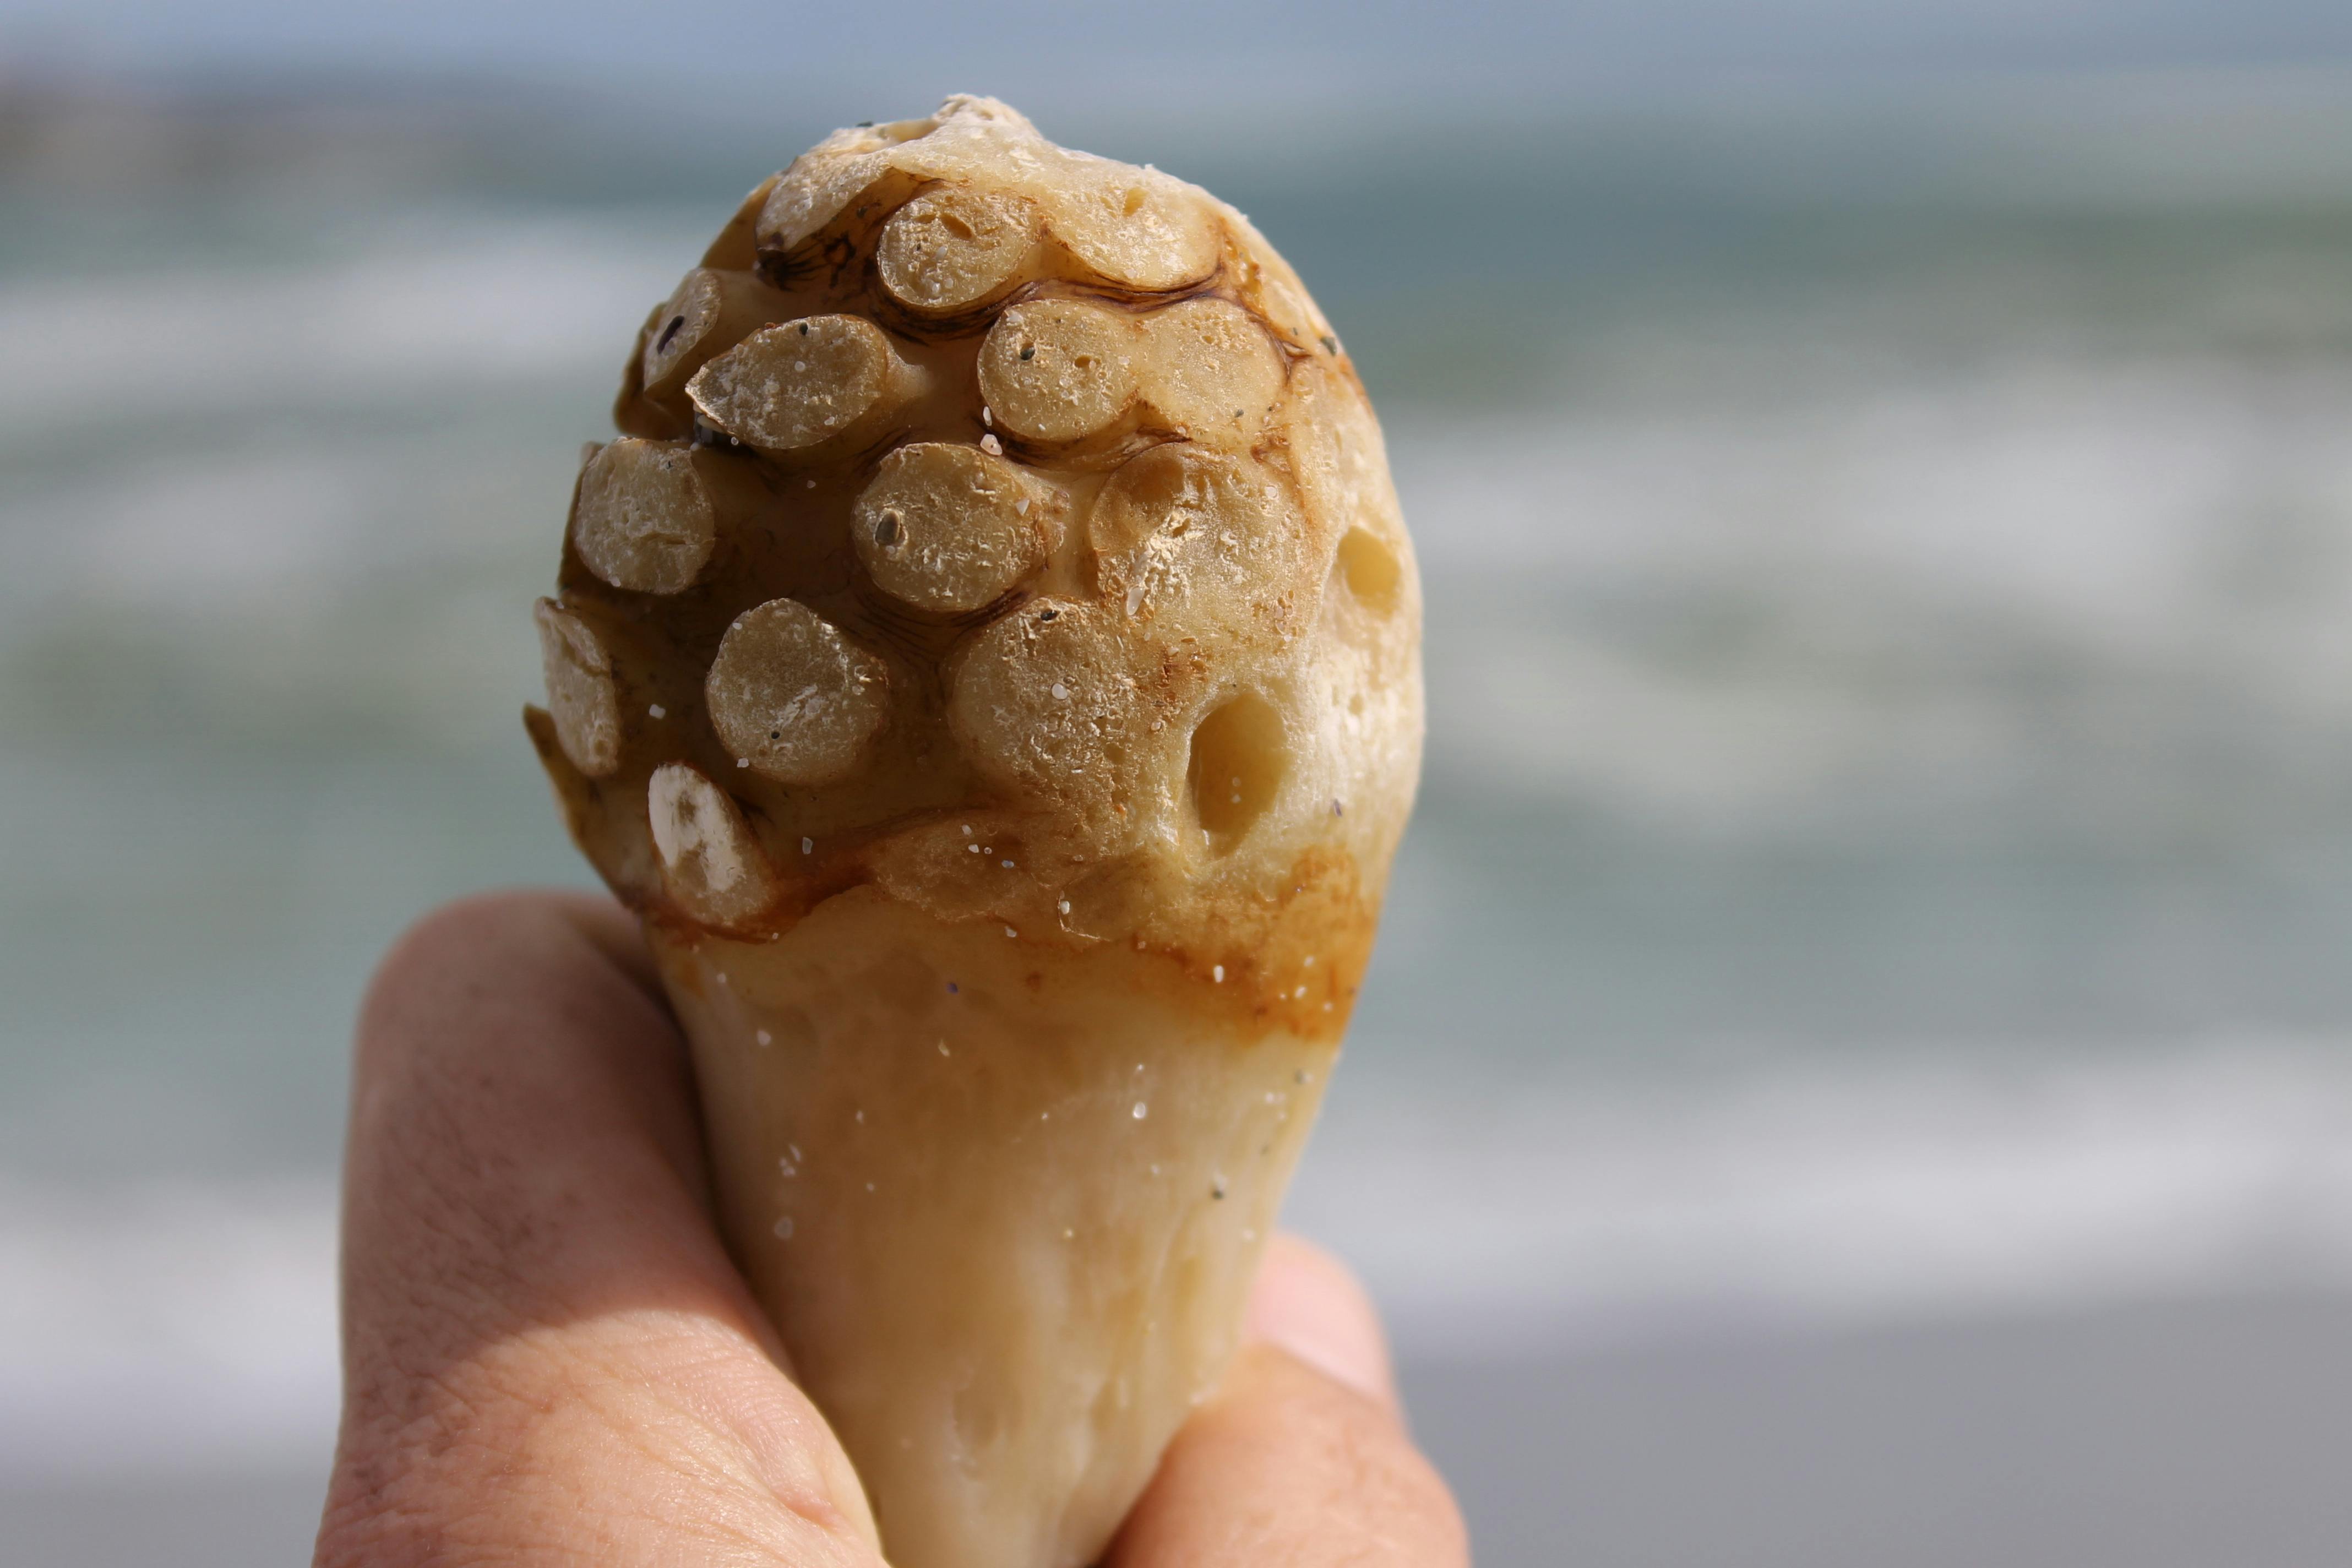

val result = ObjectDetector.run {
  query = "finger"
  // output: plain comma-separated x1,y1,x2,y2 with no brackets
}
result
315,891,881,1567
1108,1235,1469,1567
1244,1232,1398,1408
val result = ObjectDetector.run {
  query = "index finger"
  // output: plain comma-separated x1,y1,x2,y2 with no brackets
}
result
316,890,880,1566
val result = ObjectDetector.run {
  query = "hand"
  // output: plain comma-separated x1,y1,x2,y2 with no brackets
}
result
313,892,1468,1566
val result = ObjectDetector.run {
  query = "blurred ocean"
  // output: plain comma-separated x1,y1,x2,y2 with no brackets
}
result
11,72,2352,1563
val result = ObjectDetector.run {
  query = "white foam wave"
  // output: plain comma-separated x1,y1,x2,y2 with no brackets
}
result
11,1047,2352,1474
1295,1043,2352,1357
0,217,682,439
1390,357,2352,836
0,1176,338,1478
10,225,2352,850
1401,358,2352,628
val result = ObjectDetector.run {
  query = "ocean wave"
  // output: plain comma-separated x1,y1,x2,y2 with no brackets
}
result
1297,1042,2352,1355
0,214,685,444
0,1175,337,1478
8,214,2352,854
10,1046,2352,1475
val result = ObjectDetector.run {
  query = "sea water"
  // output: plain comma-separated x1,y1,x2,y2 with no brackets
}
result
9,84,2352,1487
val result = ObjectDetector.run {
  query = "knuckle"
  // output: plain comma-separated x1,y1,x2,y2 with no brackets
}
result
356,894,552,1069
314,1350,554,1565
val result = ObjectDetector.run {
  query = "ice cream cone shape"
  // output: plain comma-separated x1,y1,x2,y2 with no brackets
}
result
527,95,1422,1568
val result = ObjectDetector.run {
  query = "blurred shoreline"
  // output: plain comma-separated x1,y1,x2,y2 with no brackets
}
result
13,1039,2352,1472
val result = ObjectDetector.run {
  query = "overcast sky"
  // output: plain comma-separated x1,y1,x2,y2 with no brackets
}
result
7,0,2351,102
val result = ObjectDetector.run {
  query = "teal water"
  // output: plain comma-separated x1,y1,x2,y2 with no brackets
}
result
10,85,2352,1477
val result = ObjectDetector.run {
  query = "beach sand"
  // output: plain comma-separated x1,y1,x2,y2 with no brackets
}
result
1408,1291,2352,1567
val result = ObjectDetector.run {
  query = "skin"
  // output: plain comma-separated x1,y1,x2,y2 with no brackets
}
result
314,891,1468,1567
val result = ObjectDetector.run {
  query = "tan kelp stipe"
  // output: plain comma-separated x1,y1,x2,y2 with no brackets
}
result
527,96,1423,1568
